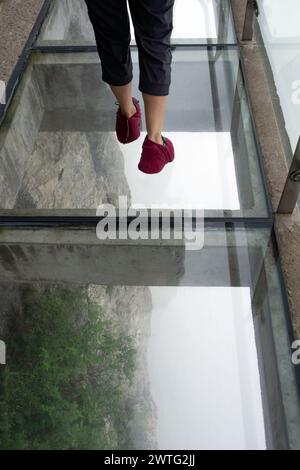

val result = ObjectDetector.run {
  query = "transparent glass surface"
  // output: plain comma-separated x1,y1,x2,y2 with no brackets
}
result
257,0,300,159
0,50,269,217
256,0,300,212
36,0,236,47
1,0,299,453
0,225,299,450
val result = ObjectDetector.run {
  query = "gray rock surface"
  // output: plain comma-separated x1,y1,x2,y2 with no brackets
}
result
0,68,44,208
88,285,158,449
15,131,131,209
0,0,43,83
38,0,94,44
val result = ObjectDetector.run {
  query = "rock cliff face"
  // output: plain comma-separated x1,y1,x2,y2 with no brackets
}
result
38,0,94,43
0,67,44,209
0,56,131,211
14,131,131,209
0,282,157,450
88,285,158,449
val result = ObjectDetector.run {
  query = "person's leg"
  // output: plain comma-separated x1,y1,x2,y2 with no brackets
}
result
128,0,175,144
84,0,134,116
142,94,167,145
111,83,136,118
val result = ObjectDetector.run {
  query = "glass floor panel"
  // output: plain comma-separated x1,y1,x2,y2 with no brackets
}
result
0,49,269,217
1,0,299,452
0,225,299,450
36,0,236,47
257,0,300,157
256,0,300,214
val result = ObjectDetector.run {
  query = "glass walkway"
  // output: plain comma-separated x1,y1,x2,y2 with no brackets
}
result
0,0,299,450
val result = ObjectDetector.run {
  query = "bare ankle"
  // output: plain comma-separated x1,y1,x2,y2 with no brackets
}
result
121,103,137,118
147,133,163,145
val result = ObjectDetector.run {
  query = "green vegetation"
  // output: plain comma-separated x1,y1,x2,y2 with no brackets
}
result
0,286,136,450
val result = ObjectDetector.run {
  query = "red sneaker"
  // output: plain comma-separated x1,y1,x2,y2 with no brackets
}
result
138,135,175,174
116,97,141,144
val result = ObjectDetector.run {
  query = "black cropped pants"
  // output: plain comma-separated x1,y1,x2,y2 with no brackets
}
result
84,0,175,96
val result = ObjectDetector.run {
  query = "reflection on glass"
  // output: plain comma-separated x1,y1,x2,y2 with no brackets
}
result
148,286,265,450
257,0,300,40
37,0,236,46
122,132,239,210
0,50,268,217
257,0,300,156
0,226,299,449
0,284,265,450
0,285,156,450
257,0,300,210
